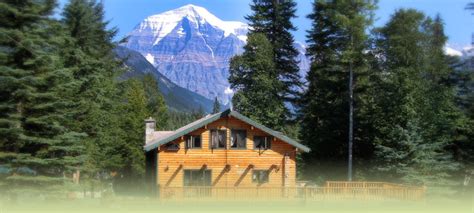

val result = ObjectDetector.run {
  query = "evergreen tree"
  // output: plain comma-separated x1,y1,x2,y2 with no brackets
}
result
229,33,285,129
246,0,301,110
165,110,201,130
212,97,221,114
372,10,459,185
61,0,125,180
113,75,168,191
142,74,168,130
300,0,376,181
117,79,149,184
454,2,474,172
0,0,85,193
191,105,206,119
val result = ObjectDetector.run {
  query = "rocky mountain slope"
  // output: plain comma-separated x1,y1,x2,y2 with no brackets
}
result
124,4,247,104
123,4,309,105
114,46,215,113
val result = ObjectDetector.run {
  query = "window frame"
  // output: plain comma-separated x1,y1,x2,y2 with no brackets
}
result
253,136,272,150
165,142,180,151
230,129,247,149
183,169,212,186
209,129,227,149
252,170,269,184
185,135,202,149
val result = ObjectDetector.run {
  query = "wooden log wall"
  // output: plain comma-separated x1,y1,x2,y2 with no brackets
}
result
155,116,298,188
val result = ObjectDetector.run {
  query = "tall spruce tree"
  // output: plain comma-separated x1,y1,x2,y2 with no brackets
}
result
372,9,459,185
300,0,376,181
61,0,125,179
229,33,286,129
142,74,168,130
0,0,85,193
212,97,221,114
113,75,168,191
246,0,301,112
116,79,148,186
459,3,474,171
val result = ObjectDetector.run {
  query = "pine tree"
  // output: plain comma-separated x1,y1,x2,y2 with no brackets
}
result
61,0,125,180
142,74,168,130
372,9,459,185
165,110,200,130
300,0,376,181
109,75,168,191
246,0,301,111
0,0,85,193
229,33,286,129
212,97,221,114
117,79,149,184
458,2,474,170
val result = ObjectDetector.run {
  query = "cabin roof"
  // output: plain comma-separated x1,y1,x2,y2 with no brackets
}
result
144,109,310,153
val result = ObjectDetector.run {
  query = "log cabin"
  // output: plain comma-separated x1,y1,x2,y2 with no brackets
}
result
144,109,310,197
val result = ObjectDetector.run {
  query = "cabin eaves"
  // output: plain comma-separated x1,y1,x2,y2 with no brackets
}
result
143,109,311,153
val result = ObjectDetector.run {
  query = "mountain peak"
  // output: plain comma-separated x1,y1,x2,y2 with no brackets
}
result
132,4,248,45
178,4,205,11
167,4,213,19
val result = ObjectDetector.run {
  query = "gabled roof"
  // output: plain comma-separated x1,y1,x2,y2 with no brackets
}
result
144,109,311,153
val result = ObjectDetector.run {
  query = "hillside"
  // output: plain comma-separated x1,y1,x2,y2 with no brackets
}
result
114,46,215,113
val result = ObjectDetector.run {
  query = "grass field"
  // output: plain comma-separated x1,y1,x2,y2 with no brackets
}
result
0,195,472,213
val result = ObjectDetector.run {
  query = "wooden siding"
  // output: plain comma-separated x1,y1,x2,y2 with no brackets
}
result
155,116,297,188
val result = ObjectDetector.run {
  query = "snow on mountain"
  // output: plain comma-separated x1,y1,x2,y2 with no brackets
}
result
444,46,463,57
294,42,310,81
124,4,248,105
133,4,248,46
461,45,474,58
123,4,309,106
444,44,474,58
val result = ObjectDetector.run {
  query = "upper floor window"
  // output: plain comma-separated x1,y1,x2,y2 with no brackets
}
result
254,136,272,150
210,129,226,149
231,129,247,149
165,143,180,151
186,135,201,149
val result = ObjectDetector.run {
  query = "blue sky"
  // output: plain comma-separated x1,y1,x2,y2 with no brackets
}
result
57,0,473,49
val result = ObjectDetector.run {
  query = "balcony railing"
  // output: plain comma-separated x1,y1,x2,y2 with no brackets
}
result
158,181,426,201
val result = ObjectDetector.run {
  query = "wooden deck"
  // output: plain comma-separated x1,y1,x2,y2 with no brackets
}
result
158,181,426,201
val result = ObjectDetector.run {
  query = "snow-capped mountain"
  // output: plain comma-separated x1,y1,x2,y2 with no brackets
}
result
445,46,463,57
445,44,474,58
295,42,310,81
124,4,309,105
114,46,217,113
124,4,248,104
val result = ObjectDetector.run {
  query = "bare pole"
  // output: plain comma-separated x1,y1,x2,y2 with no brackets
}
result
348,18,354,182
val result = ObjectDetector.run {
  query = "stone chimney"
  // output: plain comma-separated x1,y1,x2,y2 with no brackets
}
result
145,117,156,143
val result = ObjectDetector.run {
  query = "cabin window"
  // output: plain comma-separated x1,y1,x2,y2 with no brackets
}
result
165,143,180,151
186,135,202,149
231,130,247,149
254,136,272,150
252,170,269,184
210,130,226,149
183,169,211,186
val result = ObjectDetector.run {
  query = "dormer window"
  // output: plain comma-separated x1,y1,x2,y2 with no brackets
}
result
254,136,272,150
186,135,202,149
165,143,180,151
231,129,247,149
210,129,226,149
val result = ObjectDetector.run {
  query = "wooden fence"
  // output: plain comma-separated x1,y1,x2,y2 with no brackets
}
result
159,181,426,201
